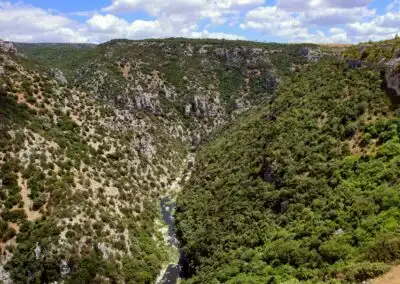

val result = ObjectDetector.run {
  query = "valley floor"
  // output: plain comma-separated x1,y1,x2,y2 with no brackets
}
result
157,152,196,284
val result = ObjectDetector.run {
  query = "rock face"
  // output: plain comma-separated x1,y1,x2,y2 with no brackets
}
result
0,251,13,284
386,71,400,96
0,40,17,53
34,242,41,260
60,259,71,277
344,41,400,98
49,68,68,85
348,59,363,68
299,47,322,63
383,58,400,96
134,91,160,112
347,51,400,97
0,265,11,284
69,39,319,140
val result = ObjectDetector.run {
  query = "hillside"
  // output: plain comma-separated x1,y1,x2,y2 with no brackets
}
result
0,38,318,283
0,41,190,283
176,39,400,283
16,39,321,143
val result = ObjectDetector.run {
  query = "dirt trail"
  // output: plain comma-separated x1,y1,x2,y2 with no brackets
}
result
373,266,400,284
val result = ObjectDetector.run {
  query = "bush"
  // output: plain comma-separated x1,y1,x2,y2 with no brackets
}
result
319,237,354,264
2,227,16,242
65,230,76,239
32,195,47,211
333,261,390,282
1,209,27,223
367,233,400,262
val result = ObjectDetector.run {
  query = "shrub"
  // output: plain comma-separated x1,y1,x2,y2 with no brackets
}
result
333,261,390,282
367,233,400,262
1,209,27,223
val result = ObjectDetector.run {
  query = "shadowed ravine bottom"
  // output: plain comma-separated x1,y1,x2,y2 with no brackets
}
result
158,152,195,283
159,197,188,284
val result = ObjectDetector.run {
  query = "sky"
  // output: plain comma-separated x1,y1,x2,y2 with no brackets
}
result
1,0,400,44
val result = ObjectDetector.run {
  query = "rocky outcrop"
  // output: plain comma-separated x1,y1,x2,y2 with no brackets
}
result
134,91,161,112
0,265,11,284
347,59,363,68
0,40,17,53
213,46,272,67
60,259,71,277
34,242,41,260
347,51,400,97
139,135,156,160
299,47,322,63
49,68,68,85
386,71,400,96
0,250,13,284
385,58,400,96
184,93,223,119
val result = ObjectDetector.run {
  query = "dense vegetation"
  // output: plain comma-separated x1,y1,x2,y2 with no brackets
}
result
8,37,400,283
343,37,400,64
176,58,400,283
1,38,319,283
13,43,97,79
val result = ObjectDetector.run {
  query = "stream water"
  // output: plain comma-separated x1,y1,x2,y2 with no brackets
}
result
158,197,186,284
157,151,195,284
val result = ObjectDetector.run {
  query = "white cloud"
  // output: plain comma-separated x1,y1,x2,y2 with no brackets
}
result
241,1,390,43
330,27,345,34
87,14,128,32
0,2,88,42
0,2,246,43
0,0,399,44
85,13,245,42
303,7,375,25
103,0,203,16
388,0,400,11
85,14,174,41
376,12,400,27
346,12,400,42
190,30,246,40
278,0,372,12
102,0,263,26
320,0,372,8
240,6,304,37
103,0,264,14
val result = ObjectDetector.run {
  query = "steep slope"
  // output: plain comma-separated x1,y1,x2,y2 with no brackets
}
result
176,55,400,282
0,38,321,283
0,43,187,283
343,37,400,103
17,39,319,143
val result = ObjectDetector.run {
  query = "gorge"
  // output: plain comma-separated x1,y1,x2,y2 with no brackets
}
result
1,37,400,283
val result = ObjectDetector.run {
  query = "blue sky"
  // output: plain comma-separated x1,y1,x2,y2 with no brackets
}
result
0,0,399,43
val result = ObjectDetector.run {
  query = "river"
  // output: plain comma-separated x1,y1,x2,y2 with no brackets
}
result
156,151,195,284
